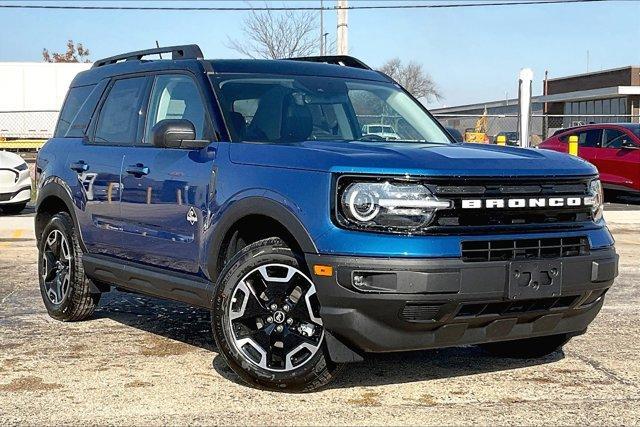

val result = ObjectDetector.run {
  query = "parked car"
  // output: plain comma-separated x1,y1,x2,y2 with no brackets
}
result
0,150,31,214
361,124,401,140
445,126,464,143
36,45,617,392
494,131,519,146
539,123,640,194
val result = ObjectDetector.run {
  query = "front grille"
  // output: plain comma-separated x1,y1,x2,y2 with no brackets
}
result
400,303,443,322
455,296,578,318
427,176,594,232
461,236,589,262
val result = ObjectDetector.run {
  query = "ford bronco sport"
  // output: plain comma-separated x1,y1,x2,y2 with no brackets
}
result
36,45,618,391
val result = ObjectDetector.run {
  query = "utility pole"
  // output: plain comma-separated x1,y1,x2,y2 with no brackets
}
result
337,0,348,55
320,0,324,55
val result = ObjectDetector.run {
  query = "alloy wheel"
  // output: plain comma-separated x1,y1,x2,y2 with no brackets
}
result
228,263,324,372
41,229,72,305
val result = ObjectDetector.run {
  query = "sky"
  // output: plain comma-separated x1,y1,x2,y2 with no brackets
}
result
1,0,639,107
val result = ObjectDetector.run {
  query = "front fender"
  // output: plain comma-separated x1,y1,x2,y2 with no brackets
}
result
203,195,318,282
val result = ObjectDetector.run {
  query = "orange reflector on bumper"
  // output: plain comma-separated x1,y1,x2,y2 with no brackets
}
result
313,264,333,277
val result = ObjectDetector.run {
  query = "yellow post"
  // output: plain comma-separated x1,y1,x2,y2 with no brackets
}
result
496,135,507,146
568,135,579,156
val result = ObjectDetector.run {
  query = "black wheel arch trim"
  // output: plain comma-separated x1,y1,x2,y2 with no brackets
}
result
205,196,318,282
35,178,86,251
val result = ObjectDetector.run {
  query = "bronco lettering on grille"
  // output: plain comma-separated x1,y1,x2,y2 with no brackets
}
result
461,196,595,209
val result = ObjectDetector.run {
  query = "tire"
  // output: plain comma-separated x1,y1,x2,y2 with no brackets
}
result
479,333,571,358
38,212,100,321
1,202,27,215
211,237,341,392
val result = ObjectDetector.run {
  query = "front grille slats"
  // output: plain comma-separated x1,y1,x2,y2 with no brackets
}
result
428,177,593,231
461,236,589,262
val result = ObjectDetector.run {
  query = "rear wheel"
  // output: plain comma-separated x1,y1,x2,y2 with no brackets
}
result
479,333,571,358
211,238,341,392
38,212,100,321
0,202,27,215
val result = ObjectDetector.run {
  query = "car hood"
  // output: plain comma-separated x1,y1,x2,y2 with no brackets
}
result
229,140,598,177
0,150,26,169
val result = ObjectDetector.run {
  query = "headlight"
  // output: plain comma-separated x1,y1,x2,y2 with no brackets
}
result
15,162,28,171
337,180,452,232
585,179,604,222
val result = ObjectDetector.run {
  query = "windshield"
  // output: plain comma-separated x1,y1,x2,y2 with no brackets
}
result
211,74,451,144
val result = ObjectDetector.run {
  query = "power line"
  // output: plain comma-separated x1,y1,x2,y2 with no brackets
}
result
0,0,614,12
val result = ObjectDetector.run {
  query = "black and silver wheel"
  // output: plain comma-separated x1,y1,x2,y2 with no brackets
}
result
38,212,100,321
212,238,341,392
41,229,72,305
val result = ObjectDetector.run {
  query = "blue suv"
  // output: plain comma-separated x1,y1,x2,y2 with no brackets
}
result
36,45,618,391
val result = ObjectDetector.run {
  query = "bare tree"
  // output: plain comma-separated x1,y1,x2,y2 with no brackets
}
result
227,6,325,59
43,40,91,63
379,58,442,102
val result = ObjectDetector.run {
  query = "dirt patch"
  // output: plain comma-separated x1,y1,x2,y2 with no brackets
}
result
0,376,62,392
139,336,194,357
124,380,153,388
419,394,437,406
347,390,381,407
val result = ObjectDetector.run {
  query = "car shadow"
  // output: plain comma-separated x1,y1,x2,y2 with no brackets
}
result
97,289,563,390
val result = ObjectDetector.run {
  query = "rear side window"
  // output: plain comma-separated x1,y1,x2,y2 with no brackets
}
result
55,85,93,137
94,77,147,144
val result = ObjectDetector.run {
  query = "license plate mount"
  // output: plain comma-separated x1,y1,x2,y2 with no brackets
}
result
508,260,562,300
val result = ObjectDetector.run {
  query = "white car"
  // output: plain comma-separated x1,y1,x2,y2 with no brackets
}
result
0,151,31,214
361,124,401,140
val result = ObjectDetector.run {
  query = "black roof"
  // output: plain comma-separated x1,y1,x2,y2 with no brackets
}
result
71,44,389,87
207,59,388,81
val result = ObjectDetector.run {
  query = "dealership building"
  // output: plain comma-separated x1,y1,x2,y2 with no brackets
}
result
432,65,640,139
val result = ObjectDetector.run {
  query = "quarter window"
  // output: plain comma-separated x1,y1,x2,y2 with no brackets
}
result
94,77,147,144
145,74,207,141
55,85,93,137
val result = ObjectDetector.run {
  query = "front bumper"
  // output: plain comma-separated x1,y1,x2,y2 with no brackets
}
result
306,246,617,356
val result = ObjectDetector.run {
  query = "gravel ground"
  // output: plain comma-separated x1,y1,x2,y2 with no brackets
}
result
0,220,639,426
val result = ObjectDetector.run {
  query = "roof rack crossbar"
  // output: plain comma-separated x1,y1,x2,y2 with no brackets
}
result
92,44,204,68
288,55,372,70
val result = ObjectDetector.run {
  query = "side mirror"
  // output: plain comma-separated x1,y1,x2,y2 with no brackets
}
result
151,119,208,149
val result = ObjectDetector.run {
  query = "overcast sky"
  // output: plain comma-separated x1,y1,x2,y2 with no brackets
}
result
1,0,639,107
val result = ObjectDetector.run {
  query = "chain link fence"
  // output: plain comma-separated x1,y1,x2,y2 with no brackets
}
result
0,110,59,140
434,114,640,146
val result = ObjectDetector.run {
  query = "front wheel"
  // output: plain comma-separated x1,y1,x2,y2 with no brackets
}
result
479,333,571,358
211,238,341,392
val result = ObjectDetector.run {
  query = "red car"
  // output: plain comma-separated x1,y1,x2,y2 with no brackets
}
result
539,123,640,194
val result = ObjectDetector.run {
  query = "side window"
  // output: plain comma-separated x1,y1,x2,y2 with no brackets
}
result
55,85,93,137
94,77,147,144
577,129,602,147
603,129,627,149
145,74,207,142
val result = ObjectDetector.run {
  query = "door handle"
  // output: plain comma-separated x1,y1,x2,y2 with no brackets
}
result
70,161,89,173
125,164,150,177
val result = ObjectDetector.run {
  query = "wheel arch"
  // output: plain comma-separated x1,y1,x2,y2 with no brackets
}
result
205,196,318,282
35,179,82,248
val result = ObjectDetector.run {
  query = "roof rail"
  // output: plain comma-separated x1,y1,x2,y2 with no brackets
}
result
288,55,372,70
92,44,204,68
